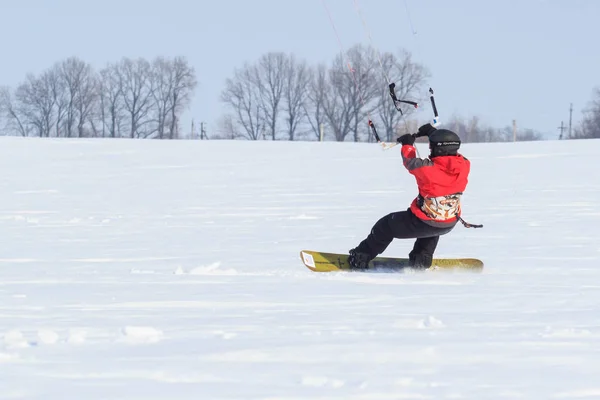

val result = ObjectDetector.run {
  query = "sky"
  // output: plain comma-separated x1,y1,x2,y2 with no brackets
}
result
0,0,598,139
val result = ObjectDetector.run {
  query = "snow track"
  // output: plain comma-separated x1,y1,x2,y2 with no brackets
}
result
1,137,599,399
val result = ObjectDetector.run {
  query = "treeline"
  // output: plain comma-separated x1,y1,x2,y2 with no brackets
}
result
2,47,598,142
0,56,197,139
441,115,543,143
216,44,429,142
215,44,546,143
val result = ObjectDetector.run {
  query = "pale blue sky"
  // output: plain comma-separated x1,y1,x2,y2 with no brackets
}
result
1,0,598,139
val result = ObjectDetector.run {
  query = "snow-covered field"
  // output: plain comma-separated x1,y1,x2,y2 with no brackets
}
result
1,136,599,399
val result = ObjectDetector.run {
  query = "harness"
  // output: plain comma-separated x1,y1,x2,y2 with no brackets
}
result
417,193,483,228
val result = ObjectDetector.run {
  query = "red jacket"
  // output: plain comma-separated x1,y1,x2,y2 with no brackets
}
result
401,144,470,226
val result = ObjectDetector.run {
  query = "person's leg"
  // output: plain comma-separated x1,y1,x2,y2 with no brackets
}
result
352,211,414,257
409,236,440,269
349,209,448,269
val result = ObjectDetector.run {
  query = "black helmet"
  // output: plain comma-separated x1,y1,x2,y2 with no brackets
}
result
429,129,461,157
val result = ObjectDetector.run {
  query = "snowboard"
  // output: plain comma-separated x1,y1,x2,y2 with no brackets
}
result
300,250,484,273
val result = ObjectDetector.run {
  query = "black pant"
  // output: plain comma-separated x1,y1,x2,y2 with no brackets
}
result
354,209,456,268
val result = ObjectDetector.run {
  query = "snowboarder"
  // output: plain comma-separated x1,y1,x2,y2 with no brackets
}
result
348,123,471,270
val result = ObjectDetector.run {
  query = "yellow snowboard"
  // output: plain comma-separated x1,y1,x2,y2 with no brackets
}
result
300,250,484,273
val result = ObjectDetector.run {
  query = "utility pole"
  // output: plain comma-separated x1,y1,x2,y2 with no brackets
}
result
558,121,566,140
569,103,573,138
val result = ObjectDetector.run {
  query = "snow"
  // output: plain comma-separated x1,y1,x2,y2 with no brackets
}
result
1,136,600,399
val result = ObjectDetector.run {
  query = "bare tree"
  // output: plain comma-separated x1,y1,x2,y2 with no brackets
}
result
150,57,172,139
150,56,197,140
0,86,29,136
282,55,311,141
252,52,287,140
321,69,348,142
73,63,98,138
87,75,104,138
221,63,264,140
167,57,197,139
375,50,429,141
117,57,155,138
573,88,600,139
321,44,379,142
347,45,380,142
98,63,125,138
15,71,57,137
49,65,68,137
60,58,82,137
304,64,328,140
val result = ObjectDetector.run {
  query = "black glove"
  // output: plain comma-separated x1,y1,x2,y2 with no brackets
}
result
396,133,415,146
416,123,437,138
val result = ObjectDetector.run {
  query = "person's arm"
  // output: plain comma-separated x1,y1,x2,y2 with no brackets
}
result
400,141,433,173
396,123,438,174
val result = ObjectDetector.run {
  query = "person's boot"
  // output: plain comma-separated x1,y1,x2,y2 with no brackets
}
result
408,252,433,270
348,248,373,270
